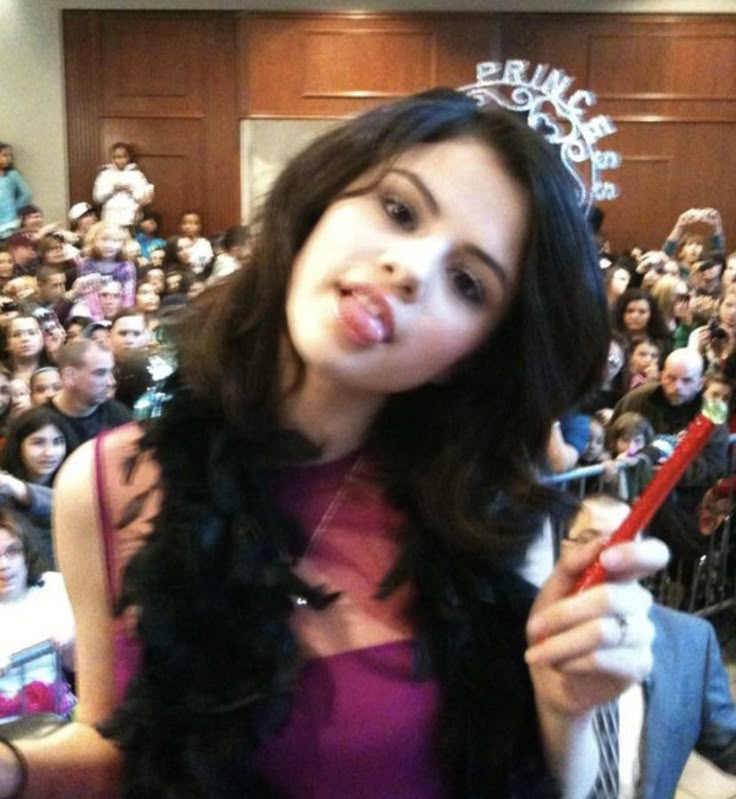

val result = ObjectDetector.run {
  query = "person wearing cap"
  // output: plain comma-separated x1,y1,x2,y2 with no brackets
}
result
68,201,98,246
0,143,32,240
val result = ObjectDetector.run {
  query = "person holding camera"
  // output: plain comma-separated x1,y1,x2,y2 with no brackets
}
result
688,282,736,370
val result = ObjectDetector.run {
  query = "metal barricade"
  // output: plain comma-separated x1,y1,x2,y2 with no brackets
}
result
544,434,736,618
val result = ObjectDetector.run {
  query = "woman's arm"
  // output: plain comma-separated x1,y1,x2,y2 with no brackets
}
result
0,441,123,798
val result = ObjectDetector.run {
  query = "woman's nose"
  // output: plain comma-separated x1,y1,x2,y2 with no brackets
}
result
377,236,447,301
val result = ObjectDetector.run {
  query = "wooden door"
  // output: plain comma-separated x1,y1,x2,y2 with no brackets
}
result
64,10,240,239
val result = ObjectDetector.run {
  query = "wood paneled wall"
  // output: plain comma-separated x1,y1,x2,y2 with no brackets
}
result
64,11,240,237
64,10,736,252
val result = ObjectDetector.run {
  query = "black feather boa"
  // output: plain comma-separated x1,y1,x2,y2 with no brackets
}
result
99,383,561,798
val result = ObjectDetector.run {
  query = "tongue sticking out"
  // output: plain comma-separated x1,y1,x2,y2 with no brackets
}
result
337,291,391,345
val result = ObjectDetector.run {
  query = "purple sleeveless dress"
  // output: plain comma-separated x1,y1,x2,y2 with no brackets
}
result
96,430,445,797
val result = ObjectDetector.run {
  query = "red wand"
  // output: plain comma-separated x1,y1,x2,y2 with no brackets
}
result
572,399,728,594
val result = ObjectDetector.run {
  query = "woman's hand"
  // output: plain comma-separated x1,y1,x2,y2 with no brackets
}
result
525,535,668,795
526,535,668,718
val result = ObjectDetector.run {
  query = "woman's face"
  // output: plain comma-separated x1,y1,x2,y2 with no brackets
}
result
723,257,736,289
629,342,659,374
9,379,31,417
616,432,646,456
623,299,651,334
31,369,62,406
719,292,736,329
0,251,14,279
682,239,703,264
609,268,630,298
136,282,160,312
0,375,10,415
8,317,43,360
582,421,605,462
43,241,66,265
285,136,528,396
0,527,27,602
146,268,166,294
21,423,67,483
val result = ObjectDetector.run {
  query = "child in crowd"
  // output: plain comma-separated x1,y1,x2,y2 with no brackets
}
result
92,142,154,230
579,414,609,466
134,209,166,262
67,202,98,248
178,210,213,276
602,411,656,501
207,224,250,285
0,144,32,240
77,221,136,318
626,336,661,392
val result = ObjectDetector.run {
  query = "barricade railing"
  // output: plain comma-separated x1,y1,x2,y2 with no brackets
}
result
543,434,736,618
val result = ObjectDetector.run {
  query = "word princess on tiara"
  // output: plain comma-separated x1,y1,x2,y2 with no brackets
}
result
459,60,621,209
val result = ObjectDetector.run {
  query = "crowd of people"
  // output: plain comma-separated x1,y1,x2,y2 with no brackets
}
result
0,95,733,797
546,206,736,580
0,139,251,728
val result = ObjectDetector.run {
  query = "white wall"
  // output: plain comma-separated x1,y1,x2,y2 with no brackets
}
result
1,0,733,228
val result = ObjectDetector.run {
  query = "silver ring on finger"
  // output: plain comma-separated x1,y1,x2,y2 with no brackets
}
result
613,612,629,647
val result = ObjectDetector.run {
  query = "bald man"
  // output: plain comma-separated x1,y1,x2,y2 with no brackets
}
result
612,347,728,563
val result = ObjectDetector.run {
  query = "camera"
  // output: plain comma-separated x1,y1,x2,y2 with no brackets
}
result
709,317,728,342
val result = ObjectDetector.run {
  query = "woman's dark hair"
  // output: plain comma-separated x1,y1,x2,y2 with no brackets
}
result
612,286,671,343
0,507,45,586
0,142,14,174
106,89,609,796
180,88,607,474
163,235,189,266
221,224,250,253
2,405,69,483
110,141,133,159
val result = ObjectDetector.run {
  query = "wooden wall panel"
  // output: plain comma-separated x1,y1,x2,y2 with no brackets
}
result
64,10,239,238
238,13,498,118
67,10,736,254
495,13,736,251
100,17,206,117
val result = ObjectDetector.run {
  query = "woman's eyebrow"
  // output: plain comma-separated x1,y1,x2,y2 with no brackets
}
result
385,167,510,287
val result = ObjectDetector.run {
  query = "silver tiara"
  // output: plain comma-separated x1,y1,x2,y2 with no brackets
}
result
459,60,621,210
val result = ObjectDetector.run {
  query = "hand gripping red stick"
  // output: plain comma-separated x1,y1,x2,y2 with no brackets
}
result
572,400,728,594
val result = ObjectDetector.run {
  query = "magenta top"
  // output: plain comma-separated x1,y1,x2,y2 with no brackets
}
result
96,430,445,796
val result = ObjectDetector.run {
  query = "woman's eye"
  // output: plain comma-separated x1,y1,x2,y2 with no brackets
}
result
381,196,416,231
449,267,485,305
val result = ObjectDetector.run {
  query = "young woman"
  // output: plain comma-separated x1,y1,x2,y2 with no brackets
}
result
0,509,75,720
3,314,52,386
0,89,667,799
689,283,736,369
0,406,69,568
611,287,672,359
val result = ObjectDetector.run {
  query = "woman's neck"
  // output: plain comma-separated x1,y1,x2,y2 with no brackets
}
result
279,371,384,462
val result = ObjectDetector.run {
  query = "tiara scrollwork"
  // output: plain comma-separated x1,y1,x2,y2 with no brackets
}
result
459,60,621,209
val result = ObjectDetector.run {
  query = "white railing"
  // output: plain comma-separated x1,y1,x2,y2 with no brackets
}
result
543,434,736,617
